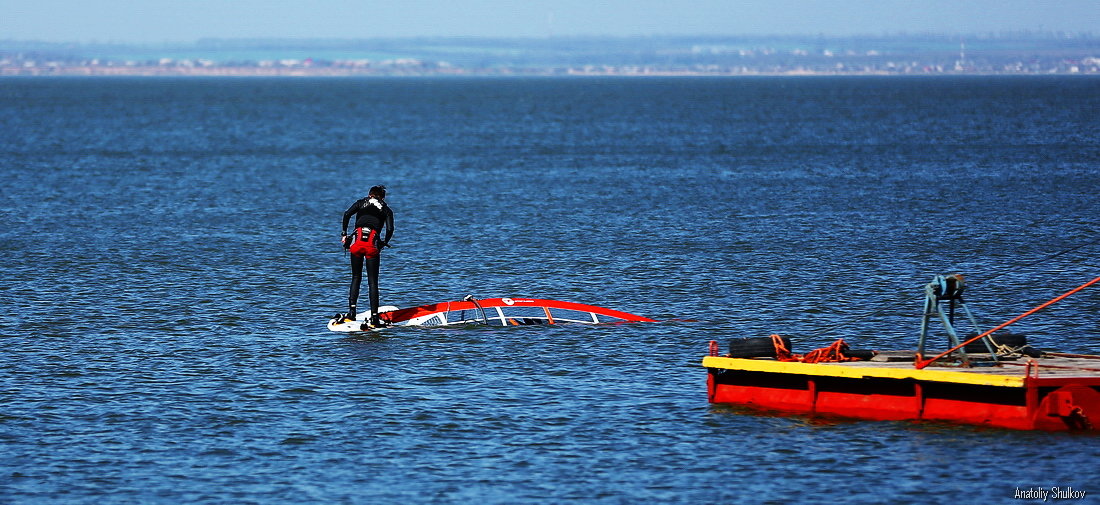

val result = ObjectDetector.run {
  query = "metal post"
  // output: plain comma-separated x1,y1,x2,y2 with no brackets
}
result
959,300,997,358
919,274,972,365
917,288,934,356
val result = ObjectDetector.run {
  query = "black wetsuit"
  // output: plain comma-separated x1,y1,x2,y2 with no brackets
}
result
342,197,394,322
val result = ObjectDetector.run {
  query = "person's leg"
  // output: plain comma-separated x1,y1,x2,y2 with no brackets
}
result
365,255,381,325
348,254,365,319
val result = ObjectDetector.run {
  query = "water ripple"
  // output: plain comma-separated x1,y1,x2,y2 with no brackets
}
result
2,77,1099,504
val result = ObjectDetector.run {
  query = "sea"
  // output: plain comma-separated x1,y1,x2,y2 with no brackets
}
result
1,76,1098,504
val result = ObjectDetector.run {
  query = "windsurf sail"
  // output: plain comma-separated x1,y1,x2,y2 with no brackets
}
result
377,296,656,327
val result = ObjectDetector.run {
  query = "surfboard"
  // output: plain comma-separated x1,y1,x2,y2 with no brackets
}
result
327,305,400,332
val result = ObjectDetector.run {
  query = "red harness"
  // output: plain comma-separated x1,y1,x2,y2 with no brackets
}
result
349,227,381,258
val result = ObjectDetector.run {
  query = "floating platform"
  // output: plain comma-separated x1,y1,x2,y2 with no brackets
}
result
703,352,1100,431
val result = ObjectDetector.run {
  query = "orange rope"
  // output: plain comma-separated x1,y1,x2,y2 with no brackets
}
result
771,334,797,361
771,335,860,363
915,276,1100,369
803,339,858,364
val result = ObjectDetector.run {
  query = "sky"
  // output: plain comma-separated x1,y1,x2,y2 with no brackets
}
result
2,0,1098,43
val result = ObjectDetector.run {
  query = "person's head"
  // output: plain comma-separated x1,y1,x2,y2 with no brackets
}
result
369,185,387,200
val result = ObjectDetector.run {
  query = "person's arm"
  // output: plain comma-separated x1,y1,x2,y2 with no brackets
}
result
341,200,360,236
382,206,394,246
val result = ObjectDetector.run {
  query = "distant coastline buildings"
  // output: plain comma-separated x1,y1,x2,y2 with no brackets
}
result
2,34,1098,76
0,57,457,77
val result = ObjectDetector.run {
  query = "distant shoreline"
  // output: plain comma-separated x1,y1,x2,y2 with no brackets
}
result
4,66,1099,77
6,34,1098,77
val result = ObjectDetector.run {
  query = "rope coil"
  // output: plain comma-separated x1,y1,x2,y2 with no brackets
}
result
770,334,861,364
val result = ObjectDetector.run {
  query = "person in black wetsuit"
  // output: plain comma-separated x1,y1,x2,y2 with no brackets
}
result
340,185,394,327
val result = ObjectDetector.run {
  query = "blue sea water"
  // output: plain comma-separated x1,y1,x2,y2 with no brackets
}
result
1,76,1099,504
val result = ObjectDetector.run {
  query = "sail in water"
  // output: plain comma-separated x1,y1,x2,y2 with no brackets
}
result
329,296,654,332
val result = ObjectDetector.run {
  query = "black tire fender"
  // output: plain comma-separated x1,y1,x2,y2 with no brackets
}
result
728,336,791,358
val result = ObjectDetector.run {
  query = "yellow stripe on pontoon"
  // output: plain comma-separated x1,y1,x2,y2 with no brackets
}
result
701,356,1026,387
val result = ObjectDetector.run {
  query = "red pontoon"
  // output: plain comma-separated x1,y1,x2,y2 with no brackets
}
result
704,275,1100,432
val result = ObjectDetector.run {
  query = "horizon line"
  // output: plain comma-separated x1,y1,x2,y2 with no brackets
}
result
3,30,1098,46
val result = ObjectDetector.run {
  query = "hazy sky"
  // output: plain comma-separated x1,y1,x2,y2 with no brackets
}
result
3,0,1098,42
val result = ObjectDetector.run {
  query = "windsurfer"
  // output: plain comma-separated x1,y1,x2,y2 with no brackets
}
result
340,185,395,327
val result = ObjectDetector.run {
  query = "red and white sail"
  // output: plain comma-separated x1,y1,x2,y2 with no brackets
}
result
380,297,655,327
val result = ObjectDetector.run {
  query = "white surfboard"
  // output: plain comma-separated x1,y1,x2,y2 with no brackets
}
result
327,305,400,332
